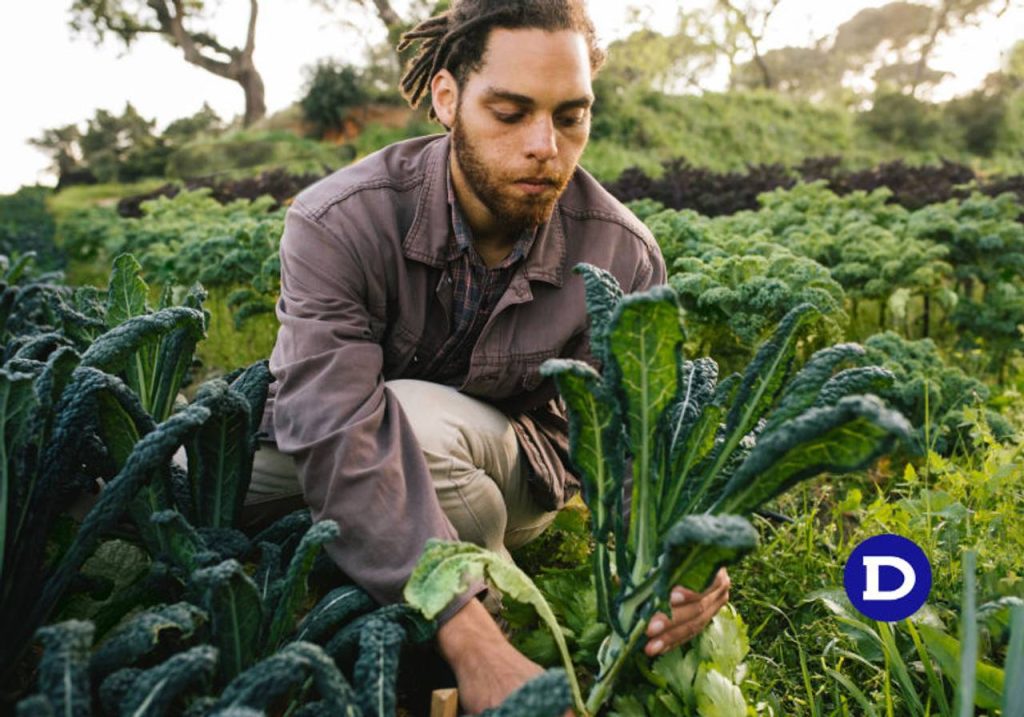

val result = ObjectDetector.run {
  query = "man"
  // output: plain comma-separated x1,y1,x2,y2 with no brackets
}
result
256,0,731,712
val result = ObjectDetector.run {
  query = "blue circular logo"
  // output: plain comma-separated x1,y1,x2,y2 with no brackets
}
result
844,534,932,621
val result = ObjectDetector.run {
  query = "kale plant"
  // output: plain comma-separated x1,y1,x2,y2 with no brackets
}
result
405,264,912,716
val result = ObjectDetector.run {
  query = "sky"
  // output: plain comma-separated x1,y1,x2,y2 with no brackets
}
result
1,0,1021,194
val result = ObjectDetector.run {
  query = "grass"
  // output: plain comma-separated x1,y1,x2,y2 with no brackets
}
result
45,179,170,221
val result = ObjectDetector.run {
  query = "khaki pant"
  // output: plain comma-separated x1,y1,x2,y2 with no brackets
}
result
231,379,559,560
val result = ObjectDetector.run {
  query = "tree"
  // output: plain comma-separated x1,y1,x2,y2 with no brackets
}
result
828,0,1014,98
300,61,370,136
907,0,1014,96
28,124,87,186
731,45,844,97
69,0,266,126
307,0,448,92
163,102,225,145
76,102,166,183
716,0,785,89
596,14,719,95
27,103,217,185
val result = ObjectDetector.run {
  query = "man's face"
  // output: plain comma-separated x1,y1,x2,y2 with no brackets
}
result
448,28,594,230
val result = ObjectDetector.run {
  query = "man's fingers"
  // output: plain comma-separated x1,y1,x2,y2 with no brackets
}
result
647,569,735,656
646,583,732,656
668,568,732,605
652,582,730,636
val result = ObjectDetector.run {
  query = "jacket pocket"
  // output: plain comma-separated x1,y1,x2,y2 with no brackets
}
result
518,348,559,392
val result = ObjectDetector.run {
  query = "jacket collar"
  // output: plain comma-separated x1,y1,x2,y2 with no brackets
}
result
401,133,567,288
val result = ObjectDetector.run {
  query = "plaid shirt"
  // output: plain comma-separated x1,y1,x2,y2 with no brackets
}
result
421,165,537,385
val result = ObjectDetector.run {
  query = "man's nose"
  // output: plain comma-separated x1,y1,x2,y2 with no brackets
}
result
524,116,558,162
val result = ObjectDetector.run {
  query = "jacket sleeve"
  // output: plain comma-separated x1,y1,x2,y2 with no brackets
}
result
269,200,484,622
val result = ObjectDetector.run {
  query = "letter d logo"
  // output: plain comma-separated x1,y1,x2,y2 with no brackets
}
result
844,535,931,621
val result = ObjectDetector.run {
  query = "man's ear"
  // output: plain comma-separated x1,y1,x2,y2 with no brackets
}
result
431,69,458,130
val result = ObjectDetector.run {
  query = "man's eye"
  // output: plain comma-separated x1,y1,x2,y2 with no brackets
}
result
559,113,587,127
494,112,524,124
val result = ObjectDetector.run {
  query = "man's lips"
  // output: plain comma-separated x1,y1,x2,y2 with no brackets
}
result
514,177,558,194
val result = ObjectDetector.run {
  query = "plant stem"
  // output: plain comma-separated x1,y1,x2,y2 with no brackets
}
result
593,542,614,633
585,616,649,715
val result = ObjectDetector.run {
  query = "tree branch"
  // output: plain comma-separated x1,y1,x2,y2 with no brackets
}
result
367,0,403,30
161,0,235,77
244,0,258,56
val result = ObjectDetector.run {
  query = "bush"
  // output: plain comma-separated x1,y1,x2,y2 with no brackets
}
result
0,186,63,271
300,60,371,138
583,89,866,180
165,130,352,180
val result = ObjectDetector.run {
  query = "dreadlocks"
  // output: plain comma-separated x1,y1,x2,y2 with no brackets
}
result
398,0,605,122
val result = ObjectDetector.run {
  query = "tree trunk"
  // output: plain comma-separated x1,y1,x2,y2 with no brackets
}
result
751,41,772,89
240,67,266,126
922,294,931,338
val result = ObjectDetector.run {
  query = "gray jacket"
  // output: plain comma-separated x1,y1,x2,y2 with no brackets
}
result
260,132,666,614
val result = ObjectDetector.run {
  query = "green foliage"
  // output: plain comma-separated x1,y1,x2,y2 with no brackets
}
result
18,620,94,717
476,669,574,717
583,90,866,183
859,92,954,153
668,237,847,369
408,267,911,716
721,415,1024,716
0,253,277,683
213,641,360,715
863,331,1012,453
300,60,371,137
89,601,207,680
609,606,750,717
0,252,456,715
103,644,218,717
163,103,226,146
54,192,285,365
165,130,352,181
30,102,172,185
641,183,1024,380
910,191,1024,379
0,187,63,272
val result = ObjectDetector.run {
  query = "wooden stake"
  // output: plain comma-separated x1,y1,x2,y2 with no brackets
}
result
430,688,459,717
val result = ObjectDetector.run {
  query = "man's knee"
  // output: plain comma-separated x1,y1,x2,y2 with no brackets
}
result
385,379,517,468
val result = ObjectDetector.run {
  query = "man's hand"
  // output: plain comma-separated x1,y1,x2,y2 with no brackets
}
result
438,597,569,715
644,567,731,658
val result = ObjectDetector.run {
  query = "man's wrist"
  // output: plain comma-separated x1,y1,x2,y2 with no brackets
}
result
436,596,508,671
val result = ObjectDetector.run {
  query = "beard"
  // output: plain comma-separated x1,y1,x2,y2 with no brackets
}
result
451,115,573,231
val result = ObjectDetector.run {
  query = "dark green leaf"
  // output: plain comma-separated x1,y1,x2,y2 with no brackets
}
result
192,559,263,682
714,395,912,514
215,641,360,715
477,668,573,717
294,585,377,645
90,602,207,680
608,286,682,571
762,343,866,434
185,380,257,529
354,617,406,717
28,620,94,717
659,514,758,596
574,263,624,369
263,520,340,650
116,645,218,717
105,254,149,329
